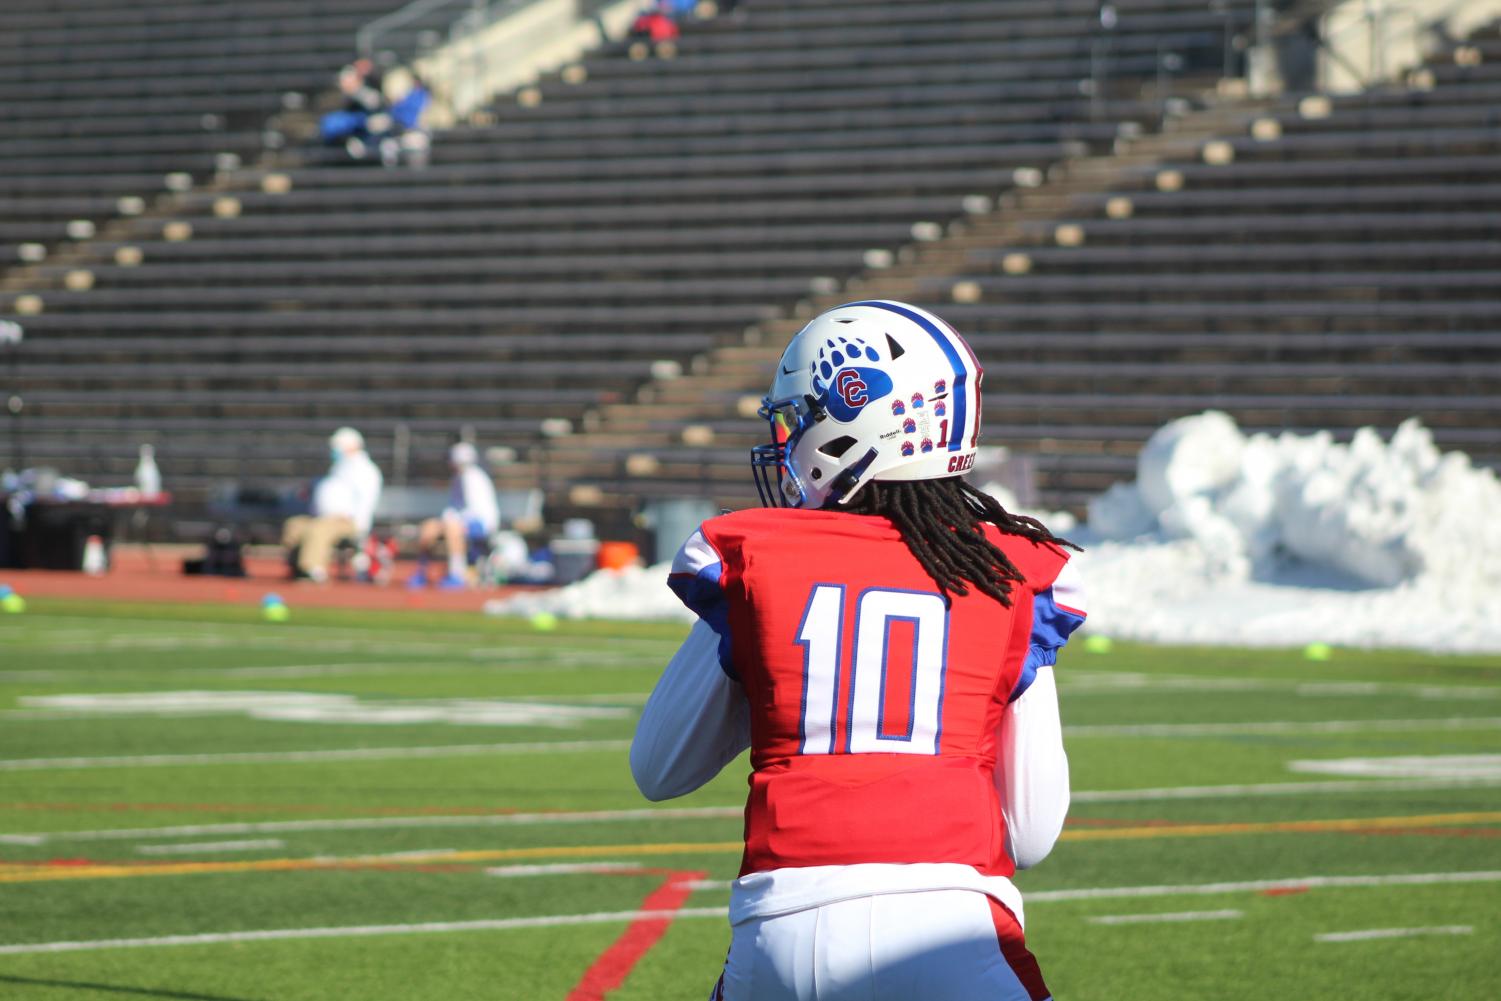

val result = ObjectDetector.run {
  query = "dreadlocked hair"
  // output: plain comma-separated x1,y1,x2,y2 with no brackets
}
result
837,477,1080,608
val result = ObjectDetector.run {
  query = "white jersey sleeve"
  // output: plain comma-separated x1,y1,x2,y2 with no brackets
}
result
630,618,751,801
994,665,1070,869
994,557,1084,868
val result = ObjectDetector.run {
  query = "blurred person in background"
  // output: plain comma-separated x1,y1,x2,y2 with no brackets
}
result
282,427,383,582
627,0,682,57
319,58,387,152
408,441,499,589
319,59,431,167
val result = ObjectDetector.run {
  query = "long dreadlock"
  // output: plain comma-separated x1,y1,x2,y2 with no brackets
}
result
838,477,1080,607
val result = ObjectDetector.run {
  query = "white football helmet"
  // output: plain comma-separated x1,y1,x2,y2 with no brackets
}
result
752,299,984,508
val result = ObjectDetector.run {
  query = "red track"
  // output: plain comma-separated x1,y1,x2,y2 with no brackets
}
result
1,546,533,613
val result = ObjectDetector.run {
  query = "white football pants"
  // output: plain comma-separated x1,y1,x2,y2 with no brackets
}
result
710,889,1050,1001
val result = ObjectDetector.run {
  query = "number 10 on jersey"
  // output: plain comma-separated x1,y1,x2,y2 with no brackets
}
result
796,585,949,756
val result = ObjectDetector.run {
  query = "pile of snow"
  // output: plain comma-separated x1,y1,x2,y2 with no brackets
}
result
486,414,1501,653
1087,411,1499,589
1073,413,1501,651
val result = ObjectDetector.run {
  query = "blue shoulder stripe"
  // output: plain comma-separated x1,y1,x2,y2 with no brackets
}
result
666,563,737,681
1009,586,1087,702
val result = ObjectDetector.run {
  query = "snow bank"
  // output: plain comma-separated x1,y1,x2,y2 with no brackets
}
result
1092,412,1500,589
1075,412,1501,652
486,414,1501,653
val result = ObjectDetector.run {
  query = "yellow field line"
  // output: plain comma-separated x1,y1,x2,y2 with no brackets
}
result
3,810,1498,884
0,841,743,884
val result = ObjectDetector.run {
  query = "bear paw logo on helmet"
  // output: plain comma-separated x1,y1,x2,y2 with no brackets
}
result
811,336,893,423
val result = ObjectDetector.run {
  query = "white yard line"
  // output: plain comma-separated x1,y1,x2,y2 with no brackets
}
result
1066,717,1501,737
1315,925,1473,943
0,739,630,772
8,719,1493,771
1073,775,1501,802
7,805,744,844
136,839,285,856
1061,673,1499,701
2,688,649,721
0,871,1495,956
0,653,649,686
1287,754,1501,780
10,615,680,653
0,907,731,956
682,879,732,891
1028,870,1501,903
1088,909,1243,925
335,848,461,861
10,769,1499,844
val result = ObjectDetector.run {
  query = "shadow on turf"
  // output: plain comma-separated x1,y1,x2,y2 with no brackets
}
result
0,973,269,1001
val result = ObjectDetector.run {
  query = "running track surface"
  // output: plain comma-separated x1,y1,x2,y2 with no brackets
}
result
0,546,540,613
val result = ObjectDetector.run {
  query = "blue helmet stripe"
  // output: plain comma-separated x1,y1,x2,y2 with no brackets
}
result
845,300,967,451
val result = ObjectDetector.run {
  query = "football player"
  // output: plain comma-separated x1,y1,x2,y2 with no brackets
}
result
632,300,1085,1001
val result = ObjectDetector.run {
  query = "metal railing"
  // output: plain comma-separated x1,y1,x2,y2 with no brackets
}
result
1087,0,1492,106
356,0,546,65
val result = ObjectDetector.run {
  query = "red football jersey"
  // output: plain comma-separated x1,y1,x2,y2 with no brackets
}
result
669,507,1075,878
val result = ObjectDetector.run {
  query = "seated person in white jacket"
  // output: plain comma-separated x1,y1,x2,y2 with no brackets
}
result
408,441,500,589
282,427,383,582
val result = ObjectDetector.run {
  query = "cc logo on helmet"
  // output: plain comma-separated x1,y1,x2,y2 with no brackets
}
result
835,369,868,408
822,365,893,422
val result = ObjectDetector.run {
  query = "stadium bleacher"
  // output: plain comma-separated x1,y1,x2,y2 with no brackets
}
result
533,16,1501,516
4,0,1496,544
1,0,1257,529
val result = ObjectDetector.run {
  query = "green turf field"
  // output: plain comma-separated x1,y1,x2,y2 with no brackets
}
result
1,597,1498,1000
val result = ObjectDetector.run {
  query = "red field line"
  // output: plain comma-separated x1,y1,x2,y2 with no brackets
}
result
567,869,708,1001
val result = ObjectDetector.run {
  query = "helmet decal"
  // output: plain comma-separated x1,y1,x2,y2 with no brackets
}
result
846,300,976,453
891,399,905,416
813,335,882,380
822,365,893,423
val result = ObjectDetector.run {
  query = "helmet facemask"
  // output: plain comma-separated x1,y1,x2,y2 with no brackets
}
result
752,393,878,509
750,396,803,508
